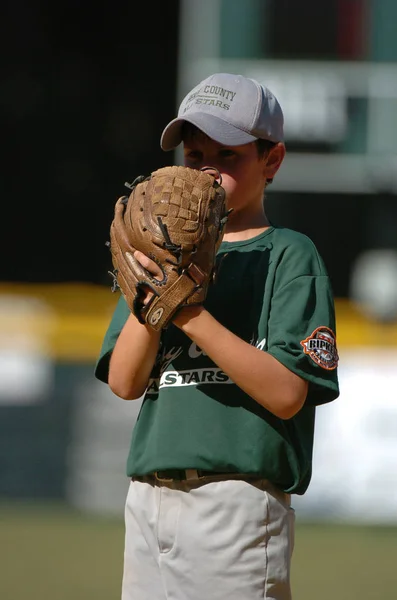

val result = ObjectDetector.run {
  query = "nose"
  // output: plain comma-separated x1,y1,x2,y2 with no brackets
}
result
200,166,222,185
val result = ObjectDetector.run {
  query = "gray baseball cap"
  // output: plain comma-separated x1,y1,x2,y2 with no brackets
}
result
160,72,284,151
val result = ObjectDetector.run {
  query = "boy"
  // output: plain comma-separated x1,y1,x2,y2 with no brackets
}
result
95,72,340,600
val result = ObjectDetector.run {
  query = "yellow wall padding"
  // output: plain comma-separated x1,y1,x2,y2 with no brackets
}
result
0,283,396,362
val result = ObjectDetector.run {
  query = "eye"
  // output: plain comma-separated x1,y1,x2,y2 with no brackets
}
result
184,150,202,163
219,149,236,159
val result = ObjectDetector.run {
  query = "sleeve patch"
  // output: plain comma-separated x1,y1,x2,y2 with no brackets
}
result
300,326,339,370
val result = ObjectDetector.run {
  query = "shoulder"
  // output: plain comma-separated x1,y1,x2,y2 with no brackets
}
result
271,225,318,251
269,226,329,278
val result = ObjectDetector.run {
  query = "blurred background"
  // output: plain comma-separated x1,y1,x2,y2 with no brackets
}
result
1,0,397,598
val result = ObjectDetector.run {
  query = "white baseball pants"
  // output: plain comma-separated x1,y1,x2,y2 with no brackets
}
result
121,475,295,600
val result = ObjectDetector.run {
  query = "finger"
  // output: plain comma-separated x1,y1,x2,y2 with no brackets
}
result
134,250,163,280
200,166,222,185
125,252,147,279
138,285,155,306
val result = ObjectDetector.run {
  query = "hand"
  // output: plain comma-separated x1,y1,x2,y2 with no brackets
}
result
134,250,206,327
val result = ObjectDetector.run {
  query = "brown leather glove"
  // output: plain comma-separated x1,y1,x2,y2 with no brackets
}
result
108,165,229,330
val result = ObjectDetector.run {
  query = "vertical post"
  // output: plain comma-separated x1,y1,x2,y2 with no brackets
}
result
369,0,397,62
220,0,267,58
176,0,224,104
363,0,397,257
174,0,223,163
366,0,397,155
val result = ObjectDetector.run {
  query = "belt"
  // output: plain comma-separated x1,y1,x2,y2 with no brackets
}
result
138,469,252,482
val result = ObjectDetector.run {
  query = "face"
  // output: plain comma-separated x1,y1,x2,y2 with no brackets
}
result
182,129,283,215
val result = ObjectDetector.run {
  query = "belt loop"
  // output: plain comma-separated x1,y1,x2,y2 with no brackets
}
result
185,469,199,480
154,471,174,482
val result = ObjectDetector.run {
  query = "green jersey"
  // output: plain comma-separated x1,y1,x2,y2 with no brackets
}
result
95,226,339,495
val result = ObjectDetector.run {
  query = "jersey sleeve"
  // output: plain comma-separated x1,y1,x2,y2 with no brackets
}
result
94,295,130,383
266,242,340,406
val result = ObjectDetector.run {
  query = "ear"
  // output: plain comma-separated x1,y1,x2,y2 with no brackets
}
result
263,143,286,179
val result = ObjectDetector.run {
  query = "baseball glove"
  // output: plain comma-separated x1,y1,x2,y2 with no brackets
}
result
108,165,229,330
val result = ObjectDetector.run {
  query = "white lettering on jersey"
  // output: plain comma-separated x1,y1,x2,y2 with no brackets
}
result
147,336,266,394
188,342,207,359
149,368,232,390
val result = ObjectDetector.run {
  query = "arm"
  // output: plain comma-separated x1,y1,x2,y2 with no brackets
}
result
173,306,308,419
108,312,161,400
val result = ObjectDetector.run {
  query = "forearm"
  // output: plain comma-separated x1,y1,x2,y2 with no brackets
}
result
174,307,307,419
108,313,161,400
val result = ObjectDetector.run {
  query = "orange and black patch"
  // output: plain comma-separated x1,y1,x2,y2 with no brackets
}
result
300,326,339,370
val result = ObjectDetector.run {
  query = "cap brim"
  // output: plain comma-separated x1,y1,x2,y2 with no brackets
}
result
160,113,258,151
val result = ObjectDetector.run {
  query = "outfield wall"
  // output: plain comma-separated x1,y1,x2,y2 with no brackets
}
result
1,284,396,523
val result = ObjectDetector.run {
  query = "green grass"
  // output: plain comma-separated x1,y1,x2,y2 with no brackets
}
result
1,502,396,599
0,502,124,600
292,521,397,599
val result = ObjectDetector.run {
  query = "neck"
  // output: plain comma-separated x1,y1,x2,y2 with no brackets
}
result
223,208,270,242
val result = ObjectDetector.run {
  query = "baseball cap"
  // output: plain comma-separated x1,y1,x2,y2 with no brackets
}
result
160,72,284,151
